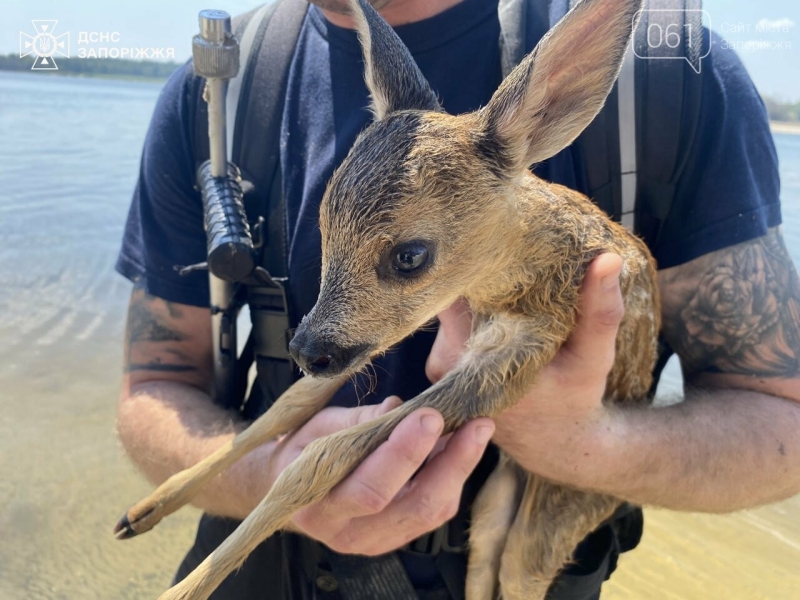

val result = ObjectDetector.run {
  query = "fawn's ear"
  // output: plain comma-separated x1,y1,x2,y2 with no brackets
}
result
348,0,440,119
481,0,643,172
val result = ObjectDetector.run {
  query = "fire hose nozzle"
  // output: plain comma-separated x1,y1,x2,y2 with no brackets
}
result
193,10,239,80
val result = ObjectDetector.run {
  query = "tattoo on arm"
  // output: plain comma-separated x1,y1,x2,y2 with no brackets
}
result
663,228,800,378
125,282,197,374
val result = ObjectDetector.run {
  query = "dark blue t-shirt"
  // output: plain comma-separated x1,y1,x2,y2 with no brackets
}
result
117,1,781,404
116,0,781,592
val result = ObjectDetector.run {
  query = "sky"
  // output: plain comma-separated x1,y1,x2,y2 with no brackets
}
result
3,0,799,100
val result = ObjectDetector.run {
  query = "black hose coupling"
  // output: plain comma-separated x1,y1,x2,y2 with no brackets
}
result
197,160,256,282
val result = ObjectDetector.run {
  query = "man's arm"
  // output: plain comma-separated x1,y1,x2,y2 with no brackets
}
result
660,227,800,396
430,243,800,512
117,283,267,519
608,226,800,510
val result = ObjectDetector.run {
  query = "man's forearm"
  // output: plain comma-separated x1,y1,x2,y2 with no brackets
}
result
116,379,272,520
498,388,800,512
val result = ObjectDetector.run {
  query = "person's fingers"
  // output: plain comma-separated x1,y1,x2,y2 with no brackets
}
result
272,396,405,501
427,432,454,462
426,298,473,383
558,253,624,378
336,418,494,555
321,408,444,520
298,395,403,441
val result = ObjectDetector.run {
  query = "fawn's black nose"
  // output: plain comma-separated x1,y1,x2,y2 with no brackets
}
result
289,331,369,377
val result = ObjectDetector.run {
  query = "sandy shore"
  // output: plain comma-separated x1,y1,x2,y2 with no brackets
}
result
771,121,800,135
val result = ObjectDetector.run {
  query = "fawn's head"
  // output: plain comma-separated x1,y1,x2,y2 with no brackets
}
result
289,0,643,376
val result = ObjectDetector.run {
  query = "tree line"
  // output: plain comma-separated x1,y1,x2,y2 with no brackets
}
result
762,96,800,123
0,53,180,80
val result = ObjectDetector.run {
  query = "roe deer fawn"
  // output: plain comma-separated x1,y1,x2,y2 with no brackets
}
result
115,0,658,598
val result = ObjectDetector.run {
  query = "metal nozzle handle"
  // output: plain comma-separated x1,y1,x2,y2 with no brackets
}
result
193,9,239,79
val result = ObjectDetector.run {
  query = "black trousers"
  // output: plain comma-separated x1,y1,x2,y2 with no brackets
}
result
173,507,642,600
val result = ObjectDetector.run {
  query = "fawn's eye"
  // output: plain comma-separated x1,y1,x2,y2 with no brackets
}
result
392,241,430,275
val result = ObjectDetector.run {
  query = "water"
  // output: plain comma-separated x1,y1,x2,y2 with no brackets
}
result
0,72,199,600
0,70,799,599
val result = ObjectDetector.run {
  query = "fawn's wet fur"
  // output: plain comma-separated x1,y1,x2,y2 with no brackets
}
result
117,0,658,598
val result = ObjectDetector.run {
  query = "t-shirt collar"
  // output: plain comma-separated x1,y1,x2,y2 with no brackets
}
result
308,0,499,56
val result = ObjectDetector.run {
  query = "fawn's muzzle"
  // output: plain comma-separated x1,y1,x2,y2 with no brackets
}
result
289,329,370,376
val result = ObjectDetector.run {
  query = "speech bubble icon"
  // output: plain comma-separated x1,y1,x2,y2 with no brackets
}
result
632,9,711,74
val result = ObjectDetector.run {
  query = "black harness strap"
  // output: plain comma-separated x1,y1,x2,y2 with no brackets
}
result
229,0,308,419
325,554,420,600
634,0,704,249
572,0,705,250
234,0,308,280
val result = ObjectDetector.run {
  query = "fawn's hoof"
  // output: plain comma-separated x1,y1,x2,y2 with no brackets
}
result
113,513,138,539
113,504,158,540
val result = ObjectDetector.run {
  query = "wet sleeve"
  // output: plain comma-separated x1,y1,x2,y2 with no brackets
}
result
115,62,211,307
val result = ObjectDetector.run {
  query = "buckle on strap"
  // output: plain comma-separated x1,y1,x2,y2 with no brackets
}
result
249,281,293,361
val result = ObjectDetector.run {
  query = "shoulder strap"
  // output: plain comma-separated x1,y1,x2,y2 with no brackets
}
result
632,0,704,248
232,0,308,416
225,3,277,162
502,0,704,247
231,0,309,279
583,0,704,246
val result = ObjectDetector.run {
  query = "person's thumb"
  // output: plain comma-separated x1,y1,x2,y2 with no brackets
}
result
426,298,473,383
560,253,625,378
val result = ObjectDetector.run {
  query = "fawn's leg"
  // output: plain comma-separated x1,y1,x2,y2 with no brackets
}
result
158,399,422,600
465,453,523,600
114,375,346,539
160,312,568,600
498,477,620,600
491,260,657,599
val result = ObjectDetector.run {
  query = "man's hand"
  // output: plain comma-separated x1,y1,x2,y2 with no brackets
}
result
266,397,494,556
428,240,800,512
426,253,625,482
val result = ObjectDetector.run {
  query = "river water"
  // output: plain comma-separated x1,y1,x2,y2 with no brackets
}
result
0,70,798,599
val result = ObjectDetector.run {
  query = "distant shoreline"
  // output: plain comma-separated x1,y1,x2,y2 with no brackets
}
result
771,121,800,136
3,65,800,133
0,69,168,83
0,54,178,82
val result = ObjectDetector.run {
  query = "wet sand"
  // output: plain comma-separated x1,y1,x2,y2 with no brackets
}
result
1,71,799,599
0,323,200,600
607,499,800,599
